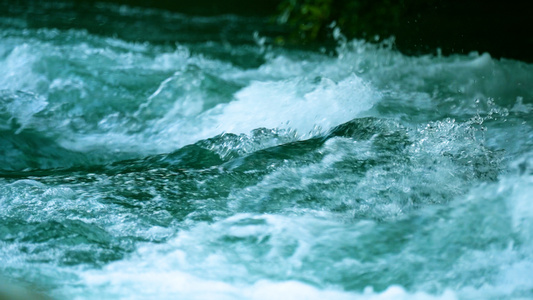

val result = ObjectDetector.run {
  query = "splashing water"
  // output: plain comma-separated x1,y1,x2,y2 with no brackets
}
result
0,2,532,300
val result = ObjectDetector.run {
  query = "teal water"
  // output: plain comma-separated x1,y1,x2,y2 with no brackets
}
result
1,3,533,300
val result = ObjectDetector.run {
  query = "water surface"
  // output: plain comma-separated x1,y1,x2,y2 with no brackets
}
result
0,3,532,299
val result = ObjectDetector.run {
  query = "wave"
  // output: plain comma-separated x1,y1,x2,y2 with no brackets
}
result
0,9,532,299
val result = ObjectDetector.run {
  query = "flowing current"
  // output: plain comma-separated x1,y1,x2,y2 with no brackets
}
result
1,3,532,300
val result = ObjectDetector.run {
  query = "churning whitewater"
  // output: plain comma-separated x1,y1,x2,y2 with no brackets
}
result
0,4,532,300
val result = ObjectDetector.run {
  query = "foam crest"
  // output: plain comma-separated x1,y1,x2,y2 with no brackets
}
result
211,74,378,136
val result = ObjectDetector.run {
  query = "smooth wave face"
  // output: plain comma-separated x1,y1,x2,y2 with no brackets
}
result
0,3,532,300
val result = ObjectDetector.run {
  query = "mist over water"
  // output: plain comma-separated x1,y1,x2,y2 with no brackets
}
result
0,3,532,299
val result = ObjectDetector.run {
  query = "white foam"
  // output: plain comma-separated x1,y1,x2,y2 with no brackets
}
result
218,74,377,135
78,273,457,300
64,213,460,300
77,255,456,300
0,44,50,94
150,73,379,152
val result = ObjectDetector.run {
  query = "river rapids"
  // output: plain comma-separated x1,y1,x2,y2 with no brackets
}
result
0,3,532,300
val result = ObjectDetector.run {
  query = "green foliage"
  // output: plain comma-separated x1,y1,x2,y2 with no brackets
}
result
277,0,334,42
276,0,405,45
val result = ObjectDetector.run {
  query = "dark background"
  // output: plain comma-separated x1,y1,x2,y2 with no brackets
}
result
395,1,532,62
2,0,532,62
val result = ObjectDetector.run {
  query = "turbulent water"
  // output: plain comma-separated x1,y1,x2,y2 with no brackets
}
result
1,3,532,300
